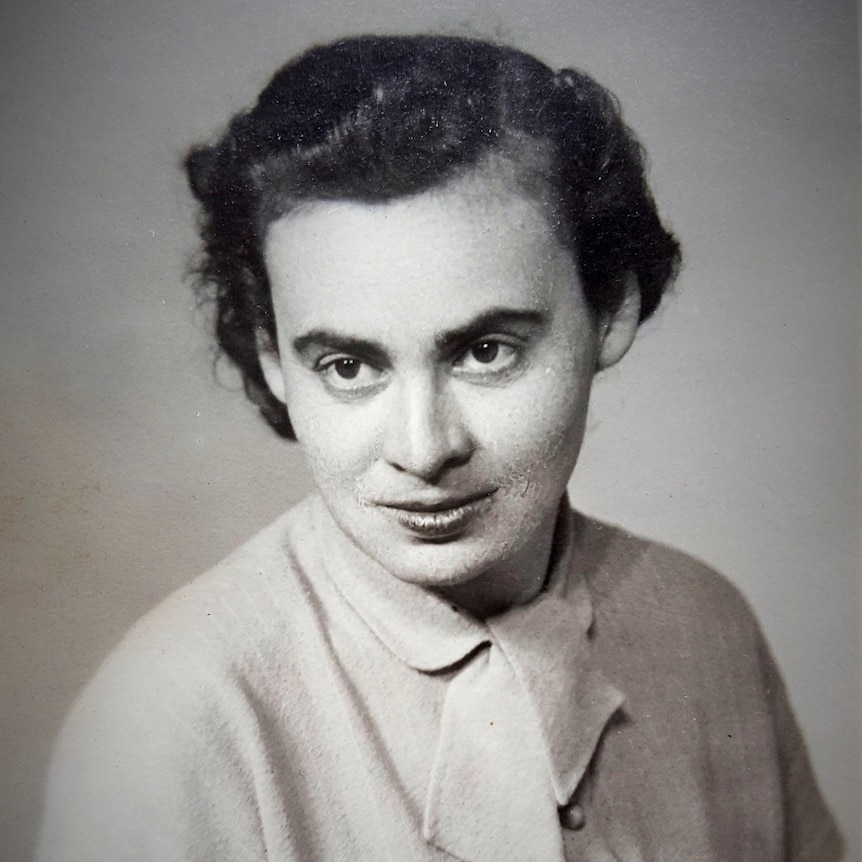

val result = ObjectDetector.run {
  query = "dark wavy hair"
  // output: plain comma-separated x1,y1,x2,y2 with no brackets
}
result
185,34,681,439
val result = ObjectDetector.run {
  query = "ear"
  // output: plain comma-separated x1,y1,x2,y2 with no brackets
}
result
256,329,288,405
596,273,641,371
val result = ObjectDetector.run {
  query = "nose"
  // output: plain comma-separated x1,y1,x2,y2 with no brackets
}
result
382,376,473,481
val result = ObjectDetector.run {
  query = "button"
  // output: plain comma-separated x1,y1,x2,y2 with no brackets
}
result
559,801,585,831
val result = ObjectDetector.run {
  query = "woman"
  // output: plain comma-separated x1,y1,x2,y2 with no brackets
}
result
37,35,842,861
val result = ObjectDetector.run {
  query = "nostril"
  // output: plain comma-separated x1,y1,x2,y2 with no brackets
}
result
382,380,474,479
385,425,472,481
388,447,471,483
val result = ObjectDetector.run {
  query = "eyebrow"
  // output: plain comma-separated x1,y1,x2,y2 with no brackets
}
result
291,307,550,363
291,331,390,366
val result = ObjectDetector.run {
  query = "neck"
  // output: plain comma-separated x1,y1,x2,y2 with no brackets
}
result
433,508,558,619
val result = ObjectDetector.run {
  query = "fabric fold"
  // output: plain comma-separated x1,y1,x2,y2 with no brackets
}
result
423,642,566,862
489,572,625,806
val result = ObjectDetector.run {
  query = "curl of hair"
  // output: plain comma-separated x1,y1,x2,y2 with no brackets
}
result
185,35,681,439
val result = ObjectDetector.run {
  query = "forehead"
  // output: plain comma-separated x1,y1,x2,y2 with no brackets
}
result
263,176,580,340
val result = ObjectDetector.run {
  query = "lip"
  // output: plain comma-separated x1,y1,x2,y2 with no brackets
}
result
375,490,495,539
377,490,494,513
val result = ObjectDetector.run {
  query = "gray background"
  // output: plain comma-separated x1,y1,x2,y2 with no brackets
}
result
1,0,858,859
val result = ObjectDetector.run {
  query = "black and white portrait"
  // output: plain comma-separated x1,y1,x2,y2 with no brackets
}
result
1,2,858,860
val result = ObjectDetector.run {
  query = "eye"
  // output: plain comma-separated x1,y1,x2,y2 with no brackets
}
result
469,341,501,364
316,355,386,395
329,358,362,380
454,339,521,379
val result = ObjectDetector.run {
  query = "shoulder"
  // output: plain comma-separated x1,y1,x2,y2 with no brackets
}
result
571,511,772,698
38,497,331,860
56,499,333,745
106,495,328,678
52,495,325,729
574,512,759,636
570,513,845,860
72,496,338,715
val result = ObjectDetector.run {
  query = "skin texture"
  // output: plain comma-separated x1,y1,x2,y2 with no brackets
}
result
259,173,639,618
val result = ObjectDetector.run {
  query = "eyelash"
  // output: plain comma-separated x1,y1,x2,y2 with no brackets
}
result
314,336,525,396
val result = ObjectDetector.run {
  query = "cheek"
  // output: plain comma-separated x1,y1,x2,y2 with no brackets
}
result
286,389,385,491
294,422,375,490
478,369,592,486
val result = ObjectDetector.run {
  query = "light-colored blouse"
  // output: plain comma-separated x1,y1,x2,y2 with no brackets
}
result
37,495,842,861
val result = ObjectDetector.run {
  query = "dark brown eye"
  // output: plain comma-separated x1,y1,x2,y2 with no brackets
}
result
318,355,385,395
471,341,499,364
453,339,520,380
333,358,360,379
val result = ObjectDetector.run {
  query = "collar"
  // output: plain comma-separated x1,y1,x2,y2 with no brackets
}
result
309,494,489,672
312,493,625,807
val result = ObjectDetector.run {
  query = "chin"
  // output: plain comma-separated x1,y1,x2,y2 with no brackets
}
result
388,546,501,589
358,508,535,589
359,525,480,581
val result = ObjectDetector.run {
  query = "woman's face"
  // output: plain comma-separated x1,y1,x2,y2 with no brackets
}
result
261,174,635,613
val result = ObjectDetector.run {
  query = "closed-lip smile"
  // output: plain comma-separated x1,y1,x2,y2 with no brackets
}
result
374,490,495,539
